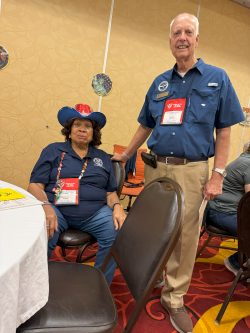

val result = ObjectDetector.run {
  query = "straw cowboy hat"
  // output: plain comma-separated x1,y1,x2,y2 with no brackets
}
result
57,103,106,128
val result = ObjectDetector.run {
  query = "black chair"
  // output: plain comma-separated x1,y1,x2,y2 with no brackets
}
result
196,206,238,258
215,191,250,324
17,177,184,333
57,160,125,263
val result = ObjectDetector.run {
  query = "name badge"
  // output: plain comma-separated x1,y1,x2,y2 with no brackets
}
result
54,178,79,205
161,98,186,125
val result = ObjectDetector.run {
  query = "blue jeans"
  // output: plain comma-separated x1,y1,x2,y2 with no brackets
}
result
206,207,237,236
206,206,239,268
48,205,117,284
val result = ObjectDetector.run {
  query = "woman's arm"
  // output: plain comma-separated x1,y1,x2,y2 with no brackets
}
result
28,182,58,238
107,191,126,230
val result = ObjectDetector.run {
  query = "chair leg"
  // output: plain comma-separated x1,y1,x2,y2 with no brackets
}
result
123,297,148,333
76,242,95,263
127,196,133,211
60,246,67,258
215,268,243,324
196,234,213,258
199,227,206,238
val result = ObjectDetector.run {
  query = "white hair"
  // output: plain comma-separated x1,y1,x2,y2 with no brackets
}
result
170,13,199,37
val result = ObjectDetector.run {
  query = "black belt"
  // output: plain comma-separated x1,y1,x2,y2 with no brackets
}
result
156,156,207,165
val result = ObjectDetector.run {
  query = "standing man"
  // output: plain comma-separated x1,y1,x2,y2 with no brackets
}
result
113,13,244,333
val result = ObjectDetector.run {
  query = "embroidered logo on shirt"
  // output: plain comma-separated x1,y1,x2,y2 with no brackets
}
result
93,158,104,168
158,81,169,92
156,91,169,99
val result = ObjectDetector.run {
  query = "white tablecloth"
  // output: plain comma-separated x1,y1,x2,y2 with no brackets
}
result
0,181,49,333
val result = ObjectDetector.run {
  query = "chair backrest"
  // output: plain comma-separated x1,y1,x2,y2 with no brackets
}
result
104,177,184,300
113,144,147,181
237,191,250,265
112,160,125,197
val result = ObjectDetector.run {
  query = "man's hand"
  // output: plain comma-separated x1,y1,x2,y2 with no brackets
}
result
203,173,223,200
111,152,129,163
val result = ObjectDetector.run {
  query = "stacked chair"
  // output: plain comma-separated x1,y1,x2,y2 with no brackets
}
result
113,144,147,211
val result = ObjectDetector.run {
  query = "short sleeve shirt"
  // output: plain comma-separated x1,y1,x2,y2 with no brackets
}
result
30,142,117,221
138,59,244,160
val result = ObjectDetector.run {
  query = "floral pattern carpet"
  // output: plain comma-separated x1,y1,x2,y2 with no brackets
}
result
51,236,250,333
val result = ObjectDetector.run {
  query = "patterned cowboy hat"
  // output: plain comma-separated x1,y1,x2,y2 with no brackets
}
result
57,103,106,128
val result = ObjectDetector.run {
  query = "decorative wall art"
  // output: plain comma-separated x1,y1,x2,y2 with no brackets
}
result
0,46,9,70
92,73,112,96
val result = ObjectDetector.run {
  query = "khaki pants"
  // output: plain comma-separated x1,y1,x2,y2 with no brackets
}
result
144,160,208,308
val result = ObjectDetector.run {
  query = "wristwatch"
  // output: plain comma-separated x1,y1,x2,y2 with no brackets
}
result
212,167,227,177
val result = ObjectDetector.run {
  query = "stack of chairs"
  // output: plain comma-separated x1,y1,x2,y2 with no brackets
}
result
113,144,147,211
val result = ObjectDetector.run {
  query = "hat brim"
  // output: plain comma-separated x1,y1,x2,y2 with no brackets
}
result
57,106,106,128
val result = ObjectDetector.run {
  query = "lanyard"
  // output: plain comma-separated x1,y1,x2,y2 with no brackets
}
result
55,152,88,185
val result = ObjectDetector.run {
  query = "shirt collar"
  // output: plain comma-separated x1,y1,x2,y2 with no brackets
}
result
171,58,204,78
58,141,97,160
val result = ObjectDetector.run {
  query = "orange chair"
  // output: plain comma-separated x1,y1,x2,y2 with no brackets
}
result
113,144,147,211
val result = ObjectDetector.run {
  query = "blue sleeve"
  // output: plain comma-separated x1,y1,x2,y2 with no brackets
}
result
215,74,244,128
138,83,156,128
30,146,53,184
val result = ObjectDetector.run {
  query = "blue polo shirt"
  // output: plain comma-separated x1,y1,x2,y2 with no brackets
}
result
138,58,244,160
30,142,117,221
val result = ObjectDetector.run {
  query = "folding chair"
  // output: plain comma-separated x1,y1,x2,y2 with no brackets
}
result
17,177,184,333
196,206,238,258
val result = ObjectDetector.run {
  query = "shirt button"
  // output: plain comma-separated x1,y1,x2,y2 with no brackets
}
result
172,132,175,135
170,152,174,155
183,80,185,83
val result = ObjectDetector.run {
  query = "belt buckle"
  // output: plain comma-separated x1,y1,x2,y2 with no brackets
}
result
183,158,187,165
165,157,170,164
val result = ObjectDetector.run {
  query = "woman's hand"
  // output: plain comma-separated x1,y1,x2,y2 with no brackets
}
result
27,183,58,238
112,203,126,230
107,191,127,230
43,205,58,238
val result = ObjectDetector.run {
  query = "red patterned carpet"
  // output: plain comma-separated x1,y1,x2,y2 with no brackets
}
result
51,235,250,333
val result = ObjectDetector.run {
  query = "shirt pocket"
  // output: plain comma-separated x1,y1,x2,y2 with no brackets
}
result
150,91,176,122
187,88,220,124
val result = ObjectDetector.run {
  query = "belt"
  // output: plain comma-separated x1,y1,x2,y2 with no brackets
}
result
156,156,207,165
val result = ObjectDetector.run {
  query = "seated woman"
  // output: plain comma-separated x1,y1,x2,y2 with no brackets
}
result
28,103,126,284
206,141,250,275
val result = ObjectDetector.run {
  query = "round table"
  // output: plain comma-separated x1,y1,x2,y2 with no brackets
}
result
0,181,49,333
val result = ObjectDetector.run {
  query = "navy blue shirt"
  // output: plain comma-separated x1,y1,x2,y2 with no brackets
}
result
138,59,244,160
30,142,117,221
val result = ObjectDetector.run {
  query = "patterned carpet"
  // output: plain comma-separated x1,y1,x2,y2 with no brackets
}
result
51,235,250,333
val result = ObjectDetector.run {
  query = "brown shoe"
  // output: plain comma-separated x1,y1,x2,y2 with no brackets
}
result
164,305,193,333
